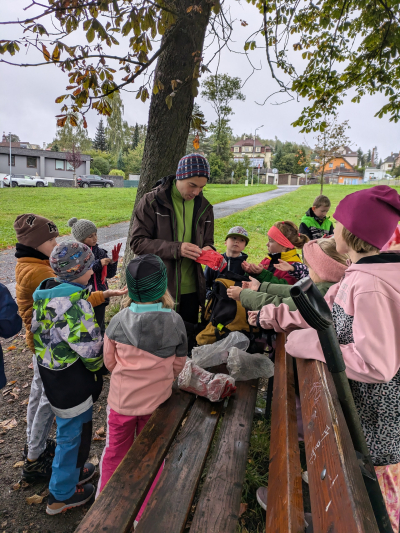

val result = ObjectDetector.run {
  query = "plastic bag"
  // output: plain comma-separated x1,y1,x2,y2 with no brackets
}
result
178,358,236,402
191,331,250,368
227,347,275,381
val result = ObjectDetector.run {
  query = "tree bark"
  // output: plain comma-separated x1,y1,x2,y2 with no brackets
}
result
120,2,211,284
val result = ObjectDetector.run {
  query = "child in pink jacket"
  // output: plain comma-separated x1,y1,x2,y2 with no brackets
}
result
250,186,400,530
97,254,187,524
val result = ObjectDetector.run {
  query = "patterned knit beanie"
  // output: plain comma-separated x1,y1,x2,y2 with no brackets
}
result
14,214,59,248
68,217,97,243
50,241,94,282
176,153,210,181
225,226,250,244
126,255,168,303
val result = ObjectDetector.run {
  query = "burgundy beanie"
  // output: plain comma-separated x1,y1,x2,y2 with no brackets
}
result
333,186,400,249
303,239,347,283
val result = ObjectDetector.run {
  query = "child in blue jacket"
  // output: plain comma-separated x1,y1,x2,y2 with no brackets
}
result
0,283,22,389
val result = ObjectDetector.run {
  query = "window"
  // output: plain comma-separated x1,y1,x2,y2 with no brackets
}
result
243,146,253,153
389,164,393,168
329,163,333,168
340,163,345,168
8,155,15,166
66,161,74,171
255,146,261,153
233,146,239,153
27,157,37,168
55,160,65,170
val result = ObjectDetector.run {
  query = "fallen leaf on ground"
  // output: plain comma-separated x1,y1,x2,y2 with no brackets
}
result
0,418,17,430
210,410,217,415
93,436,106,441
12,482,20,491
40,488,49,498
6,347,16,352
97,405,102,412
20,399,29,405
239,502,248,517
26,494,43,505
0,440,4,444
89,454,99,466
28,363,34,370
7,380,17,385
13,461,24,468
22,383,29,389
95,426,105,436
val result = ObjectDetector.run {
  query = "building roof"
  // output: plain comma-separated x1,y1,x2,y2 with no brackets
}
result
0,146,90,161
339,145,358,157
232,138,272,151
383,153,399,163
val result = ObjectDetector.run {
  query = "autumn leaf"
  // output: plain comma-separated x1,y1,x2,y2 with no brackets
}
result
93,436,106,441
6,346,16,352
95,426,105,436
13,461,24,468
42,44,50,62
7,380,16,385
52,45,60,61
89,454,99,466
239,502,248,517
0,418,17,430
26,494,44,505
192,134,200,150
165,93,173,109
56,116,67,127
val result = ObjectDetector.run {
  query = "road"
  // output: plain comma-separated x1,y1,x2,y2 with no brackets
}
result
1,185,297,297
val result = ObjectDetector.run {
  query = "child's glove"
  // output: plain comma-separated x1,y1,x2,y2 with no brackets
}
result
112,243,122,263
196,249,227,272
101,265,107,285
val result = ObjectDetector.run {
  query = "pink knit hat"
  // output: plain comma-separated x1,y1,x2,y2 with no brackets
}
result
303,239,347,283
333,186,400,249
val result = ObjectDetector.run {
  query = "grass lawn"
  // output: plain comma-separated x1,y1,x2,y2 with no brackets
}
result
0,184,275,250
214,184,400,264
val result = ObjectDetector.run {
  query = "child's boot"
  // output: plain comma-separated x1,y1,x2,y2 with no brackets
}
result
46,483,95,515
78,463,96,485
22,451,53,482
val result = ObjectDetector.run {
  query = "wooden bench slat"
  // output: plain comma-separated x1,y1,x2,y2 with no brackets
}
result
297,358,379,533
135,395,225,533
266,333,304,533
189,379,259,533
74,386,195,533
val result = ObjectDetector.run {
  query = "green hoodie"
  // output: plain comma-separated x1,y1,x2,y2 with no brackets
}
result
240,280,333,312
171,181,196,295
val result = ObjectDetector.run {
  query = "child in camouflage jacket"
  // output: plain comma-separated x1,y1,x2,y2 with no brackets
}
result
32,241,105,515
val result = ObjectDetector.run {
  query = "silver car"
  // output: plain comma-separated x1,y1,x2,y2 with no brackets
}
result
2,174,48,187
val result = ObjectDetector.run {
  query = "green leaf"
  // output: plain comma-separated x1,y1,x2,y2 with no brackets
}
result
87,27,95,43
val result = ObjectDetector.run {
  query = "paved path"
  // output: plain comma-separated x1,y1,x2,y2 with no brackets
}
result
1,186,297,297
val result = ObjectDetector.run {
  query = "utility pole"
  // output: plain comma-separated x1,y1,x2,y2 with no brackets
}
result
231,170,234,185
252,125,264,186
9,132,12,179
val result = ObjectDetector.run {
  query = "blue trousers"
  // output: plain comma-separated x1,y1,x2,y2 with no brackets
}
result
49,407,93,501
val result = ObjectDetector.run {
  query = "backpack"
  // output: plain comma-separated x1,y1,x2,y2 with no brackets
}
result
196,271,258,346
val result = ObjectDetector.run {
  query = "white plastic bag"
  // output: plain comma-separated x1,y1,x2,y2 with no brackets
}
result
227,347,275,381
178,358,236,402
191,331,250,369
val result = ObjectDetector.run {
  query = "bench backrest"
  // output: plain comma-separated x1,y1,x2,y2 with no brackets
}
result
266,332,379,532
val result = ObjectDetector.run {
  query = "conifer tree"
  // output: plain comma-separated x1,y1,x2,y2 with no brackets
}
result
93,119,107,152
131,123,140,150
117,150,124,170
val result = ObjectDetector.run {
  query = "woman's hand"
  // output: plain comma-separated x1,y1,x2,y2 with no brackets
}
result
103,286,129,298
242,261,264,275
275,259,294,272
248,310,258,326
242,276,261,291
226,286,243,301
101,257,112,267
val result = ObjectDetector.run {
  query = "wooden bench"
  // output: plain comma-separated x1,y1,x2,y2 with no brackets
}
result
74,366,259,533
267,333,379,532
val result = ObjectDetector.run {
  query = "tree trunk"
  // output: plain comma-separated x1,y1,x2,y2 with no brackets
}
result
320,169,324,194
120,2,211,284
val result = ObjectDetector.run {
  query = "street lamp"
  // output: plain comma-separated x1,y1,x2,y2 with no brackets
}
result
9,132,12,180
252,125,264,185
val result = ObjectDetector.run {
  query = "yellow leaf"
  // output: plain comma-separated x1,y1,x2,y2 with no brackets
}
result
42,44,50,62
0,418,17,429
193,134,200,150
26,494,44,505
210,410,217,415
52,45,60,61
95,426,105,436
6,346,16,352
186,5,193,12
13,461,24,468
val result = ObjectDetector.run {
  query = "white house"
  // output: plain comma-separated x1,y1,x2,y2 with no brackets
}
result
336,146,358,167
381,153,399,171
364,168,392,182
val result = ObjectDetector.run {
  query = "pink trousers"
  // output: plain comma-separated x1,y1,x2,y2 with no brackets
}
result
96,406,163,522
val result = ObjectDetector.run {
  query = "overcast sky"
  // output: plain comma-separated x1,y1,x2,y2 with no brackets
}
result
1,0,399,160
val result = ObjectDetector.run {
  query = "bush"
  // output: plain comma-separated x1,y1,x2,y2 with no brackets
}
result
92,156,110,175
109,169,125,178
90,166,101,175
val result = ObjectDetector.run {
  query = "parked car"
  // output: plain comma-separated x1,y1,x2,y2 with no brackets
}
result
77,175,114,188
3,174,48,187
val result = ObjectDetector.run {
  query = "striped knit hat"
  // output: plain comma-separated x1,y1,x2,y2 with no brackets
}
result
126,254,168,303
176,153,210,181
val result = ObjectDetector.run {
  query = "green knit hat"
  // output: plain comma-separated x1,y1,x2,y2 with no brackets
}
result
126,255,168,303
